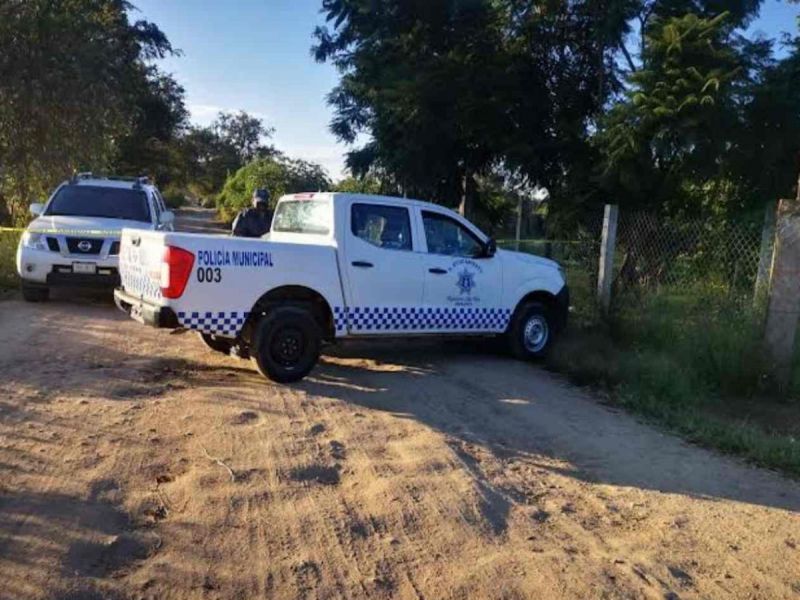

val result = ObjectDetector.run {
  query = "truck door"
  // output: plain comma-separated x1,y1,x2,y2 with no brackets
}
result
342,201,425,334
418,209,507,333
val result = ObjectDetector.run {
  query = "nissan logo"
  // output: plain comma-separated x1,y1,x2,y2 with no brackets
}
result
77,240,92,252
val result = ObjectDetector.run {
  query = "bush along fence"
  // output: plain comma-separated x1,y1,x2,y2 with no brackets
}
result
593,199,800,392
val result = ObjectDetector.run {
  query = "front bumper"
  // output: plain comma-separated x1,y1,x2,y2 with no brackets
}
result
113,288,180,329
17,245,120,287
553,285,570,331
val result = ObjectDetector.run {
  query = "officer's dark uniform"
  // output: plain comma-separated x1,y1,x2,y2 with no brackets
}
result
232,189,272,238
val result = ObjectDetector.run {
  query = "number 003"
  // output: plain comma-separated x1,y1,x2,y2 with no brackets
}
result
196,267,222,283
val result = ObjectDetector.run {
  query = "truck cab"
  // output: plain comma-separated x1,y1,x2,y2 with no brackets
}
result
114,192,568,382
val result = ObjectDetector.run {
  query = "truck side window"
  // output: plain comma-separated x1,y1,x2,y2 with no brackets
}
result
351,203,412,251
422,211,483,257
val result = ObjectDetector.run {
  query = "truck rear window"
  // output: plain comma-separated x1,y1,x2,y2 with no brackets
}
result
46,185,151,223
272,200,331,235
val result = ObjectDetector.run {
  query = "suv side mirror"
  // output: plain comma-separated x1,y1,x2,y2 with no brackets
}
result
159,211,175,226
483,238,497,258
29,203,44,217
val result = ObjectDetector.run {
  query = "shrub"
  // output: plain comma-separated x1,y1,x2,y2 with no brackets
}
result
0,229,22,289
216,156,331,222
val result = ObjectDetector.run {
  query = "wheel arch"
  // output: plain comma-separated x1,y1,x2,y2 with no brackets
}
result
507,284,569,333
245,285,336,341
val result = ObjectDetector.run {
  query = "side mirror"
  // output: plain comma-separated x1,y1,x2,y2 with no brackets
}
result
483,238,497,258
29,203,44,217
159,211,175,226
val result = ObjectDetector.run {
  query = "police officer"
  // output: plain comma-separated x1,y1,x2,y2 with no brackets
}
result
232,189,272,238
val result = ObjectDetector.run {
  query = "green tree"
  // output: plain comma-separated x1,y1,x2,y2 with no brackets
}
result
314,0,635,219
214,111,275,164
114,71,190,189
0,0,174,224
216,156,331,222
597,12,746,215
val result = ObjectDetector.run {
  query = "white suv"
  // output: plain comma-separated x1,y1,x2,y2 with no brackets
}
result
16,173,175,302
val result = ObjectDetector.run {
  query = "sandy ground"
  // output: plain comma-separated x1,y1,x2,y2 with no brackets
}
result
1,210,799,600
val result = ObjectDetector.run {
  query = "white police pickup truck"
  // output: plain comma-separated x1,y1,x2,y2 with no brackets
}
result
114,192,568,382
16,173,174,301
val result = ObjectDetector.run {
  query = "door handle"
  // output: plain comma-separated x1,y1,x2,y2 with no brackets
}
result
352,261,374,268
428,267,447,274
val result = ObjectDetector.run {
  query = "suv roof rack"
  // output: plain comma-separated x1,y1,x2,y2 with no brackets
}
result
68,172,152,187
70,171,94,184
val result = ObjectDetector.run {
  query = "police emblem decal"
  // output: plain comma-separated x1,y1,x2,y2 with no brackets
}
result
456,268,476,295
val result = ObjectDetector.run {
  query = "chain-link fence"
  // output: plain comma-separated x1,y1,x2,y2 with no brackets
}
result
494,203,769,317
612,212,764,304
496,209,605,319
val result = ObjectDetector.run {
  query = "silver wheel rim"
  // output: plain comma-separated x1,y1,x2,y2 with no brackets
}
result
523,315,549,353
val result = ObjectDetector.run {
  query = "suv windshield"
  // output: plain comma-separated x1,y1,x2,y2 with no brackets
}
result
272,200,330,234
45,185,151,223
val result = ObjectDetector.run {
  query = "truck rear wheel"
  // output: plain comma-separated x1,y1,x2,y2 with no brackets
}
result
507,301,554,360
250,306,321,383
21,283,49,302
198,332,233,355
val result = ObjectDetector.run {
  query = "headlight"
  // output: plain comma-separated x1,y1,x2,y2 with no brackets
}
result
21,232,47,251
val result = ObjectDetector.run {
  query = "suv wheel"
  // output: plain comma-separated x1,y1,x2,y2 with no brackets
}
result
21,283,49,303
507,301,553,360
250,306,321,383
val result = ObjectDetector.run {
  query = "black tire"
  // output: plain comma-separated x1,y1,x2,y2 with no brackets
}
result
507,301,554,360
198,332,233,355
250,306,321,383
21,283,49,302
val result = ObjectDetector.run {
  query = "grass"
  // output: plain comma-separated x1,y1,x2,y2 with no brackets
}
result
0,229,22,290
547,278,800,478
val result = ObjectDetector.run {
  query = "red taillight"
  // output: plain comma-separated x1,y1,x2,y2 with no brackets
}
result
160,245,194,299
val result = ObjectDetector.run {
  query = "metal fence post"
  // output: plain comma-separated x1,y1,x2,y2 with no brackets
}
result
597,204,618,314
763,198,800,393
754,200,777,306
515,195,523,251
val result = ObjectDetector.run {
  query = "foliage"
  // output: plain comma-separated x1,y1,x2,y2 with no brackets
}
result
597,5,800,218
0,229,22,289
547,283,800,477
333,176,383,195
114,72,190,189
216,156,332,222
314,0,637,217
0,0,174,225
597,12,743,214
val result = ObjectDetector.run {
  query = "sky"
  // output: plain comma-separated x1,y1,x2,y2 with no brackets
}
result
132,0,800,181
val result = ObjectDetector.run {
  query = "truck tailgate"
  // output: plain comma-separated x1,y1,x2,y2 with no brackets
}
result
118,229,167,304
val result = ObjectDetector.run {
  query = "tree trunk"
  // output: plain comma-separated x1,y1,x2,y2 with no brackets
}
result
458,172,476,220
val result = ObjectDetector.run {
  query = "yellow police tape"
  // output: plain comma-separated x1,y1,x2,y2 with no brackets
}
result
1,227,122,235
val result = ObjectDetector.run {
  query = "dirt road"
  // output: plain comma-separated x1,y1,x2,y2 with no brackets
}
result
1,210,798,599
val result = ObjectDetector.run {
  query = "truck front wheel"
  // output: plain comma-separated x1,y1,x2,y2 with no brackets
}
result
21,282,49,302
250,306,321,383
507,301,554,360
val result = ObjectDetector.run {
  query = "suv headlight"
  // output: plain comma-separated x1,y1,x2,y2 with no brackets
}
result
21,232,47,251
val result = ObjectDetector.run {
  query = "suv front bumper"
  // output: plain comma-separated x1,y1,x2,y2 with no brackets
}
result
113,288,180,329
17,245,120,288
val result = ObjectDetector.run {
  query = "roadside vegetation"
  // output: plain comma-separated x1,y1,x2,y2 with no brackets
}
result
548,283,800,478
0,229,21,290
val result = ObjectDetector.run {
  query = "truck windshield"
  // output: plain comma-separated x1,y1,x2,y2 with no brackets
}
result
272,200,330,234
45,185,151,223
